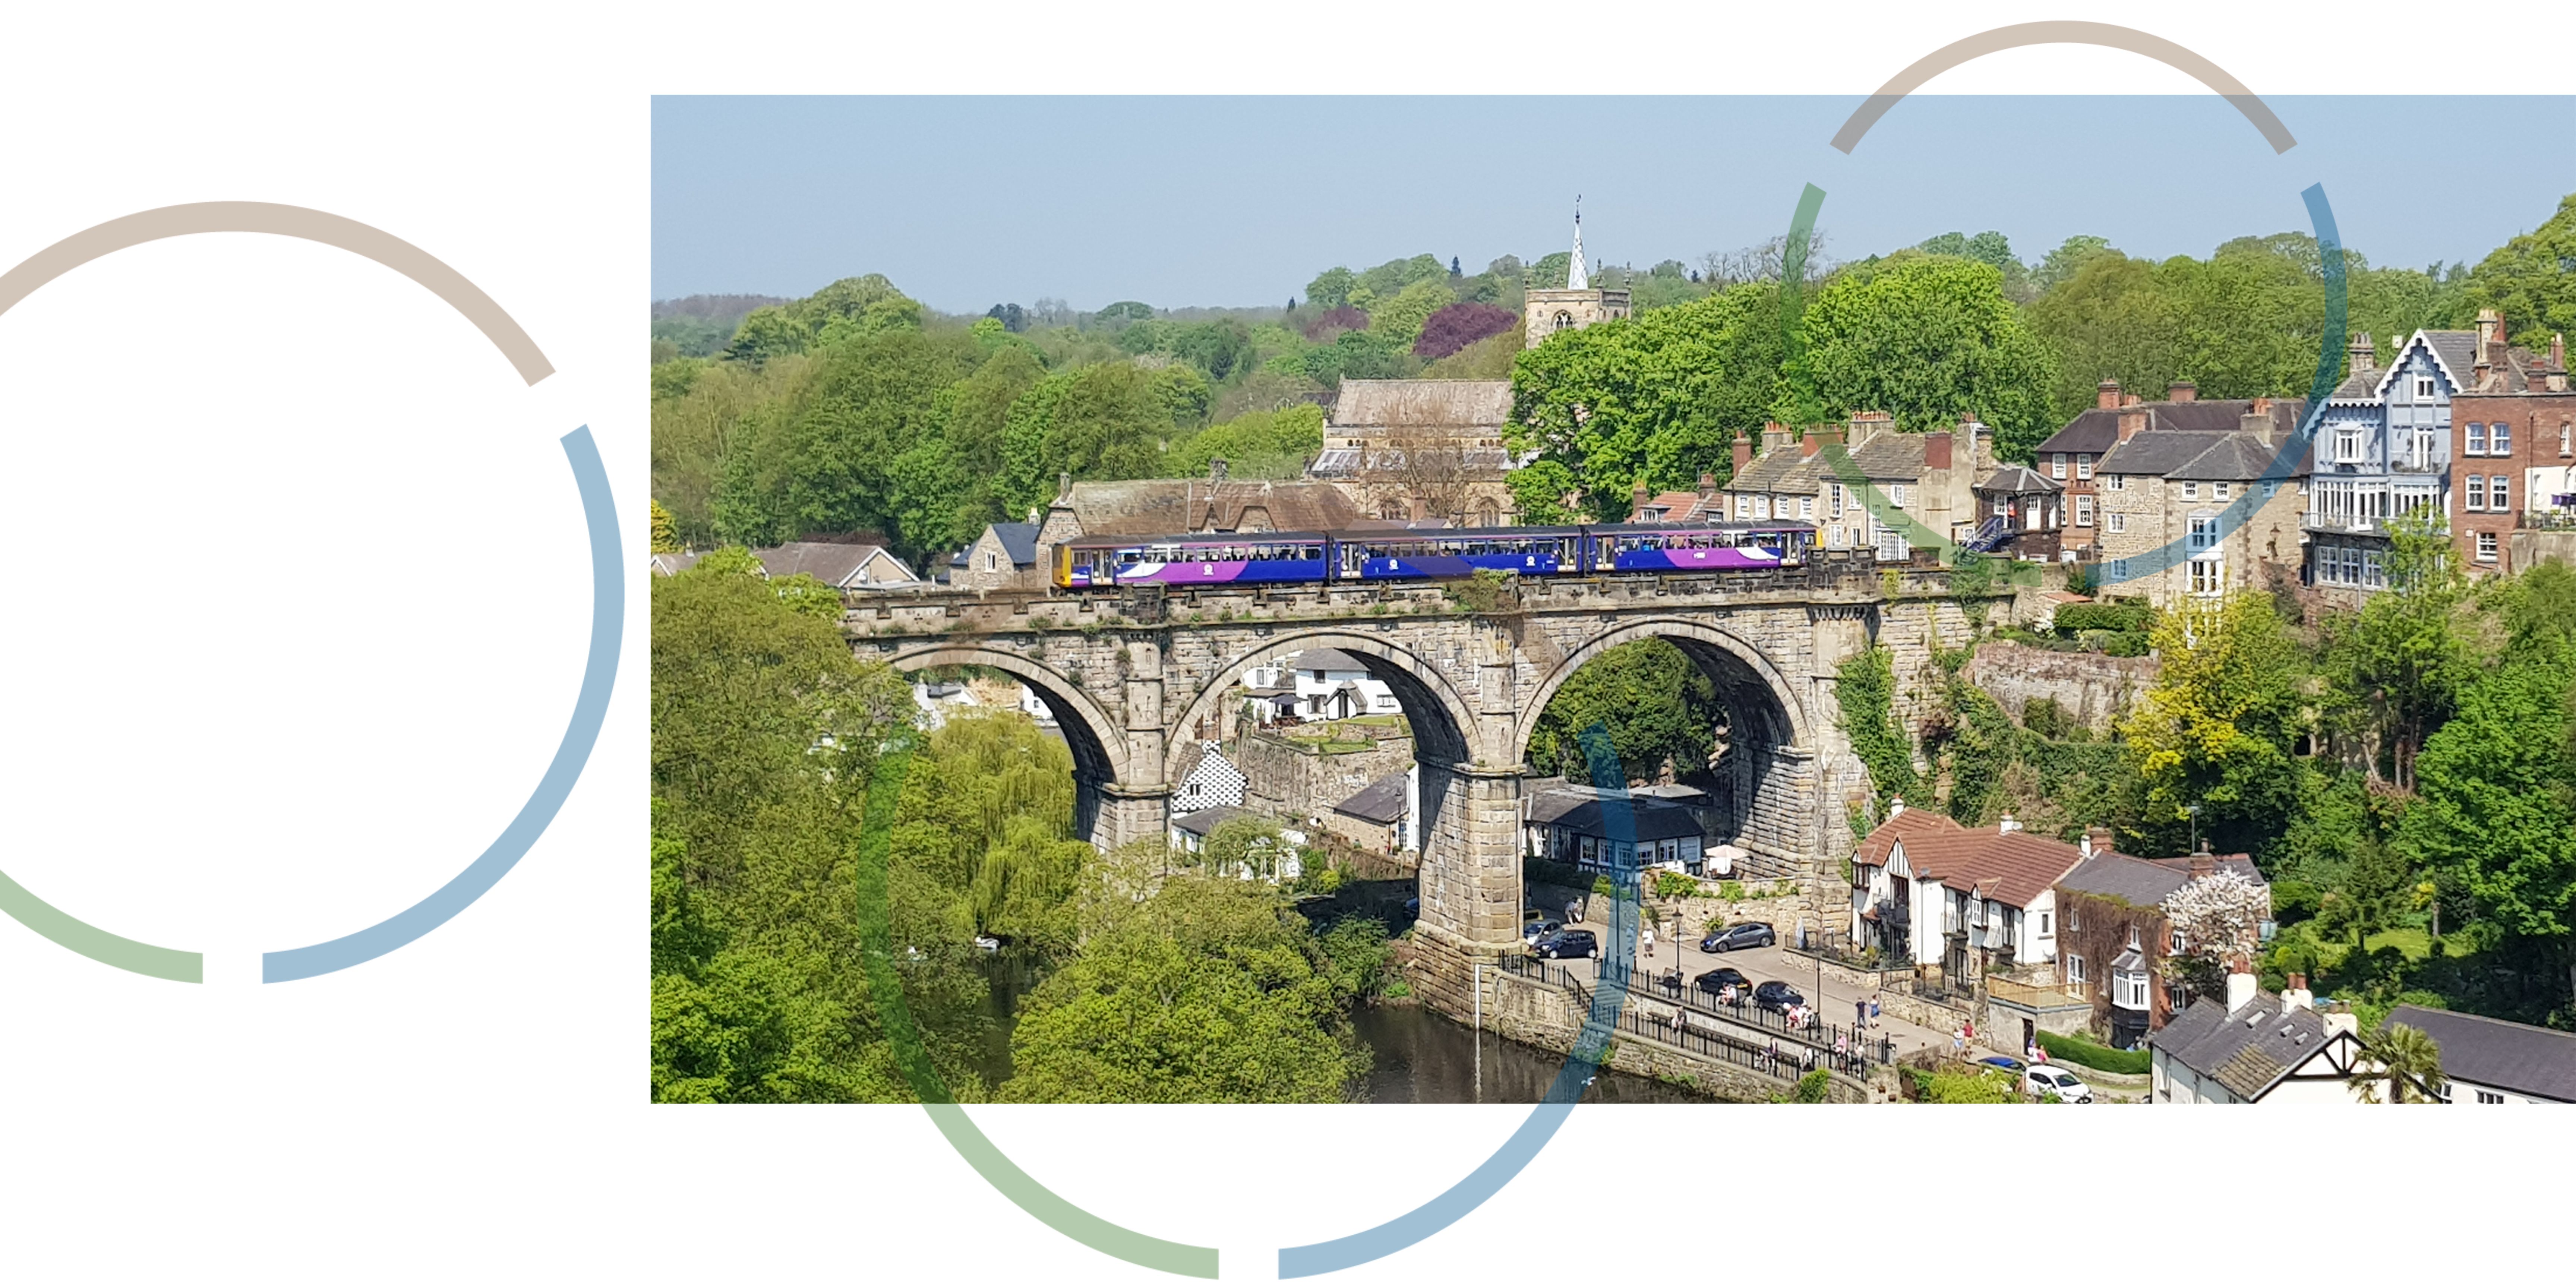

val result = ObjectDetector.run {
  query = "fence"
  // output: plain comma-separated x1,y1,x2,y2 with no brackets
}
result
1499,955,1894,1075
1986,977,2087,1009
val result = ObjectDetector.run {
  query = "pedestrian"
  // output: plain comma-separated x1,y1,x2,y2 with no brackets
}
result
1566,900,1580,926
1856,998,1868,1031
2027,1034,2042,1065
1869,992,1882,1027
1642,925,1655,957
1951,1025,1965,1055
1835,1033,1849,1069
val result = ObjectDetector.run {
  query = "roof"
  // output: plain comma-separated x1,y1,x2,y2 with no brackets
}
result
2150,992,2347,1101
1329,379,1512,431
1977,465,2059,493
1170,804,1257,837
749,541,920,588
2036,397,2307,455
2385,1005,2576,1102
986,522,1039,567
1853,809,2086,908
649,551,703,577
2165,432,2294,482
1638,490,1723,522
1285,647,1371,673
1526,787,1703,842
1334,771,1412,824
1056,479,1367,536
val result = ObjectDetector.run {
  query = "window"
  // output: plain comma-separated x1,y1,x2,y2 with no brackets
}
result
2075,495,2094,527
2467,422,2487,455
2051,452,2067,480
984,553,997,572
2066,953,2086,985
2492,475,2509,510
2180,481,2200,501
2364,547,2384,587
2213,482,2232,501
2415,376,2436,398
2467,475,2487,510
1890,483,1909,508
2039,911,2051,935
2113,970,2151,1010
2263,480,2279,498
2077,453,2094,480
2189,514,2219,552
2191,555,2224,596
2336,426,2364,463
1553,311,1574,332
2170,926,2186,952
2477,1090,2505,1104
2107,474,2124,490
1799,495,1815,520
1830,483,1846,517
2110,558,2129,581
1752,495,1770,520
2107,511,2127,534
2413,427,2437,469
2493,420,2511,455
2561,423,2572,457
2478,531,2500,562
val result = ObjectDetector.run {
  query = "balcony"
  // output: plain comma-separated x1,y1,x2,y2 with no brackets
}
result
1987,977,2087,1008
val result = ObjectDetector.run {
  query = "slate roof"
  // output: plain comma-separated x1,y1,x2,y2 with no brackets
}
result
2424,330,2478,386
2386,1005,2576,1103
2058,850,2267,907
2165,432,2297,482
1853,809,2086,909
749,541,920,588
2151,991,2349,1101
1170,804,1257,838
1334,770,1411,824
1978,465,2059,493
649,552,703,577
1285,647,1371,674
2037,398,2307,455
988,521,1039,567
1525,787,1703,842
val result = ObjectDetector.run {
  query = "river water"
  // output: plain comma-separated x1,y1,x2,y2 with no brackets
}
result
1348,1004,1726,1104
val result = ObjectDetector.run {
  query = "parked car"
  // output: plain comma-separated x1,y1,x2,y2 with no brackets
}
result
1532,929,1598,960
1403,897,1419,918
1700,922,1776,953
1978,1055,2026,1074
1752,981,1804,1012
1522,918,1564,944
1692,967,1752,998
2024,1064,2094,1103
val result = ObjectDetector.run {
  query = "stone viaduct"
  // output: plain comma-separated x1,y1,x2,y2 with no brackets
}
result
846,553,1980,1016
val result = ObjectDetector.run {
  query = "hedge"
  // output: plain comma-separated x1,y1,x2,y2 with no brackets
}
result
2053,601,2153,635
2037,1029,2151,1074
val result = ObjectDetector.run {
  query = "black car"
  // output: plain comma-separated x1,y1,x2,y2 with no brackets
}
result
1752,981,1804,1013
1532,929,1598,960
1699,922,1776,953
1692,966,1751,997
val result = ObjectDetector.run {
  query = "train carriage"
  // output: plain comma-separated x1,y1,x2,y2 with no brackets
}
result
1587,521,1816,573
1338,527,1584,581
1055,531,1332,589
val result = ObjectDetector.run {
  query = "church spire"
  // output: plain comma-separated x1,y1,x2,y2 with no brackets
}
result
1566,197,1589,291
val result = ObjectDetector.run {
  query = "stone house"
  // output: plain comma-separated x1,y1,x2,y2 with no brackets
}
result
1325,767,1417,856
2305,327,2469,604
1847,802,2086,984
2147,967,2378,1104
1720,412,1996,560
1522,783,1706,875
746,540,922,590
948,519,1044,591
2090,398,2309,609
1307,379,1519,527
2054,837,2267,1049
2384,1004,2576,1104
2446,316,2571,577
2030,379,2289,560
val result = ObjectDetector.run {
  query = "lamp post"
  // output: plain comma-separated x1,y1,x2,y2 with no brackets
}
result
2186,802,2202,856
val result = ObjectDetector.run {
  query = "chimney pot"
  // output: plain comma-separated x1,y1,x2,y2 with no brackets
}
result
2225,957,2258,1013
2121,394,2141,407
2168,380,2198,402
1801,429,1821,459
2189,848,2215,880
1632,481,1650,516
2553,332,2566,370
1887,795,1905,820
2096,378,2121,410
1210,457,1228,482
1923,430,1953,471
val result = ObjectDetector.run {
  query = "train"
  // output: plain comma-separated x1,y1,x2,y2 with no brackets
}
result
1054,521,1820,589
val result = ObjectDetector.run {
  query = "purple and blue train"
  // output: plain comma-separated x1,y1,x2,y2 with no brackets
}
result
1054,521,1818,589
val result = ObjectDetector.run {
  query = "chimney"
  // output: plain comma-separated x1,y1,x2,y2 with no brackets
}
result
2096,378,2121,410
1732,432,1752,473
1887,795,1905,820
2554,332,2566,371
2167,380,2198,403
2225,956,2258,1013
2189,847,2215,880
2121,394,2141,408
1762,424,1794,455
1997,811,2019,835
1209,457,1228,482
2348,332,2377,379
2476,307,2503,362
2241,409,2274,436
2116,409,2149,443
1923,430,1953,471
1698,470,1716,500
1632,480,1650,517
2283,973,2313,1014
1801,429,1822,458
2087,824,2113,856
2321,1004,2359,1039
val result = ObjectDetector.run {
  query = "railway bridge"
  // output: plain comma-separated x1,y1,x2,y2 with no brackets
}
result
847,553,1983,1014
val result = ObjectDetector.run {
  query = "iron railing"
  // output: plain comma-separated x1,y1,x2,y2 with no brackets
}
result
1499,955,1895,1073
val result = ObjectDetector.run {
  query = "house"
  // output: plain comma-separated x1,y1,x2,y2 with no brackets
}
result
1171,740,1249,815
1241,648,1398,720
2090,395,2310,608
648,551,703,577
2446,314,2572,577
1033,470,1368,574
1720,412,1996,561
2384,1004,2576,1104
2030,380,2295,561
1325,766,1418,856
747,540,922,591
1522,783,1705,875
1308,379,1520,527
1846,802,2087,984
1633,472,1727,523
2148,967,2380,1104
2305,327,2466,604
1168,804,1256,855
1966,463,2064,561
950,519,1045,591
2053,835,2268,1049
1167,804,1301,881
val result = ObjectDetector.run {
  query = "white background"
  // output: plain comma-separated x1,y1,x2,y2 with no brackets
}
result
0,3,2564,1284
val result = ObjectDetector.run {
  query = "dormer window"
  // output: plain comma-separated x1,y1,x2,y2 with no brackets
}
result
2415,376,2436,399
2113,969,2152,1010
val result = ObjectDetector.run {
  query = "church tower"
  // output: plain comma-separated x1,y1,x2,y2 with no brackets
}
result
1522,201,1630,348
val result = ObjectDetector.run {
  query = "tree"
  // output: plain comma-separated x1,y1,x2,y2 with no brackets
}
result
1000,362,1175,516
2318,505,2476,789
2161,869,2272,995
2462,191,2576,351
2348,1022,2444,1104
1306,267,1357,310
1526,639,1721,783
1000,876,1367,1103
650,498,680,553
1164,404,1326,481
1203,815,1286,879
1834,644,1916,809
2116,594,2307,857
1787,253,2056,463
1506,458,1581,525
2032,234,2116,293
1369,279,1458,351
1415,302,1518,359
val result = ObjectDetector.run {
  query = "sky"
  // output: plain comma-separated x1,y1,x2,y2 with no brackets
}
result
651,96,2574,313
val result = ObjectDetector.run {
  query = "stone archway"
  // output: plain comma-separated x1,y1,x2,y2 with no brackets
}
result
884,644,1136,849
1513,617,1831,877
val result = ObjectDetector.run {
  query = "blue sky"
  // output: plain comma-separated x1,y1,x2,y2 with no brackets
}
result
651,96,2573,313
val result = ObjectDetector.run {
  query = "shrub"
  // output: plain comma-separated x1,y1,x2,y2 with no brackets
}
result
1791,1068,1832,1103
2053,601,2153,635
1652,870,1700,900
1719,880,1747,902
2037,1030,2151,1074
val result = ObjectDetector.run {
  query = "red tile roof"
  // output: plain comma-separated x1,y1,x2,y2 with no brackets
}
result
1854,808,2087,908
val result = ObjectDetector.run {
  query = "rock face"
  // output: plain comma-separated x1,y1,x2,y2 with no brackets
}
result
852,560,1987,1026
1961,640,2157,735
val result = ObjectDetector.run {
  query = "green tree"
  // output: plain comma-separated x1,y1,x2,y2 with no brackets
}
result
2463,191,2576,351
1000,876,1367,1103
1526,639,1720,782
650,498,680,553
1788,254,2056,462
1165,404,1326,480
1834,644,1917,809
2116,594,2307,857
1306,267,1357,310
1000,362,1176,516
2348,1022,2445,1103
1371,278,1458,350
1505,458,1581,525
1203,815,1287,878
2318,506,2477,789
2032,234,2116,293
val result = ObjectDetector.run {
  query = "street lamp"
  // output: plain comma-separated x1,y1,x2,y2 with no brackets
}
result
2185,802,2203,856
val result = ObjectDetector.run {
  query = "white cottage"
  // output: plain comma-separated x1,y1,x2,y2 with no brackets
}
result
1172,741,1248,815
1849,802,2084,981
1241,648,1398,720
2148,969,2386,1104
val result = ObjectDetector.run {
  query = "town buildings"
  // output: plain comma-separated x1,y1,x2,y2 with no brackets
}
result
1522,783,1707,875
1241,648,1399,721
1720,412,1996,560
2305,327,2466,604
1305,379,1519,526
2091,395,2308,608
1171,740,1249,815
2053,839,2267,1049
948,519,1044,591
648,539,922,589
2445,315,2572,577
1323,767,1417,856
2148,967,2377,1104
2384,1004,2576,1104
1846,802,2085,984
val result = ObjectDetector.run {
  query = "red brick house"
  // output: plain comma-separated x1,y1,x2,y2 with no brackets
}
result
2448,312,2572,576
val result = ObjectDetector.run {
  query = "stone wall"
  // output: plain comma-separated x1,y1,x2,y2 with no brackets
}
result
1961,640,2156,735
1234,728,1413,825
1475,967,1875,1103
